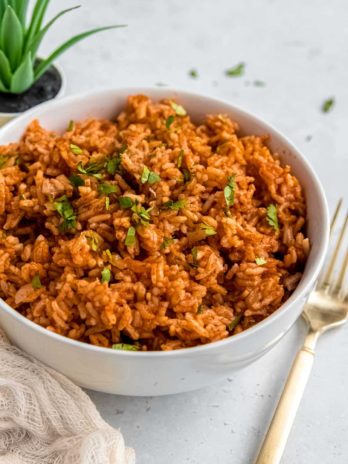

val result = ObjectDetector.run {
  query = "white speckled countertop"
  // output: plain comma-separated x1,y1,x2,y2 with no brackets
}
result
44,0,348,462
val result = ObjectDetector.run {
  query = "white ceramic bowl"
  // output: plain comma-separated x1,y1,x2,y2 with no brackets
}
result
0,88,329,396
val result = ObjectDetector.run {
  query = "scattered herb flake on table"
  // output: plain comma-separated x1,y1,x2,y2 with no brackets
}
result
188,69,198,78
225,62,245,77
321,97,335,113
253,80,265,87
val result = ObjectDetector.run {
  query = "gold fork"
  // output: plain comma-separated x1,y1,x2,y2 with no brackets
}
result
255,199,348,464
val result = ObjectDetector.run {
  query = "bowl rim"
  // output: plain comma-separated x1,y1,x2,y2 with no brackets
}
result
0,86,330,357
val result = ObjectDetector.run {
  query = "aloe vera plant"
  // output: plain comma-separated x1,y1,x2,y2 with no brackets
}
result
0,1,124,94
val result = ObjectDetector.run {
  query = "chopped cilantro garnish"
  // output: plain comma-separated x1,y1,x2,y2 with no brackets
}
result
166,115,175,129
197,304,204,314
177,149,184,168
112,343,139,351
131,203,152,225
225,62,245,77
98,183,118,195
191,247,198,267
141,166,161,185
69,174,84,187
189,69,198,78
86,231,100,251
31,274,42,289
125,226,136,246
321,97,335,113
106,156,121,175
77,161,103,179
67,120,75,131
182,168,191,183
170,102,187,116
70,144,83,154
105,197,110,210
101,267,111,283
54,195,76,231
119,196,134,209
266,204,279,231
0,155,9,169
161,237,175,249
200,223,217,236
224,175,236,208
228,314,242,331
162,199,186,210
255,257,267,265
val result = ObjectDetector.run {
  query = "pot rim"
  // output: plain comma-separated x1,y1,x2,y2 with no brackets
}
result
0,60,66,118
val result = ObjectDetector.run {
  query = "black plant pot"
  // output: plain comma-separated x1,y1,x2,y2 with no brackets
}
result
0,61,65,126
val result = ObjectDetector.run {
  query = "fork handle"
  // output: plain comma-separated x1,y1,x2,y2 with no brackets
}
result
255,343,315,464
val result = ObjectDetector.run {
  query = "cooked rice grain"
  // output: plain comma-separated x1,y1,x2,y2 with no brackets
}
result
0,95,309,350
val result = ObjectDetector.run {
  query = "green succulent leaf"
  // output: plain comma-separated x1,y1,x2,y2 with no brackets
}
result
0,76,8,92
0,49,12,88
24,0,50,52
24,5,80,58
10,52,34,94
34,25,126,80
0,5,23,70
9,0,28,26
0,0,8,24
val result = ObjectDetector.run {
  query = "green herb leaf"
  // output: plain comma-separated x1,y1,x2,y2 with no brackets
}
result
67,120,75,131
70,144,83,154
166,115,175,129
197,304,204,314
225,62,245,77
255,257,267,265
141,166,161,184
31,273,42,289
191,246,198,267
53,195,76,230
101,267,111,283
161,237,175,249
119,196,134,209
224,175,236,208
131,203,152,225
182,168,191,183
0,155,9,169
200,223,217,236
162,199,187,210
77,161,103,179
321,97,335,113
253,80,265,87
125,226,136,246
69,174,84,187
105,197,110,210
98,183,118,195
228,314,242,331
266,204,279,231
112,343,139,351
86,231,101,251
106,145,126,175
177,149,184,168
189,69,198,78
170,101,187,116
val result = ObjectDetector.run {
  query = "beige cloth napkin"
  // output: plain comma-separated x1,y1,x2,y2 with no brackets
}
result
0,329,135,464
